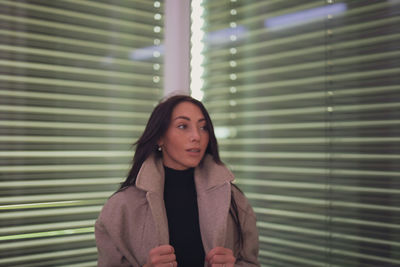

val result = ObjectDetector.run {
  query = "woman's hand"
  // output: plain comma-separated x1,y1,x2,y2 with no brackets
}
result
206,247,236,267
143,245,177,267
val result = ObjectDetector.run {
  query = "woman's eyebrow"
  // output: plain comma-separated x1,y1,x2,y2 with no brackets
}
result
174,116,206,122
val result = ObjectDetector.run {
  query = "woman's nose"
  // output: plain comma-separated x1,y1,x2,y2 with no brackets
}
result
190,128,200,142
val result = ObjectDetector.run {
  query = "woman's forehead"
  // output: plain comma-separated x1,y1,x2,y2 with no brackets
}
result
172,101,205,119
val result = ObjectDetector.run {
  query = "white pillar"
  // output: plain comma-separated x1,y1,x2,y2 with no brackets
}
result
163,0,191,96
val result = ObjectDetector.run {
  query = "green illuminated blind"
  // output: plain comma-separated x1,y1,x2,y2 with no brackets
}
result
0,0,163,266
198,0,400,266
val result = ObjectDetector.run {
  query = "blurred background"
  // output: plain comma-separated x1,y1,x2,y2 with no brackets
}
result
0,0,399,266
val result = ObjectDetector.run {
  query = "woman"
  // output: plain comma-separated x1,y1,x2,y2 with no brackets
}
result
95,95,260,267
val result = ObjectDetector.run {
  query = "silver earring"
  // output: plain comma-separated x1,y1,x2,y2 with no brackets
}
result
158,146,162,152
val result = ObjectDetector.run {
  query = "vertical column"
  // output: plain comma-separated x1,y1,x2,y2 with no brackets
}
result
163,0,191,96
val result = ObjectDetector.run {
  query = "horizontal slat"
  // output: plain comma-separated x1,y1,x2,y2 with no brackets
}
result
206,33,400,71
0,75,159,93
0,29,152,53
248,193,400,212
0,220,95,235
61,0,158,16
0,90,157,105
255,207,400,229
0,247,97,265
236,179,400,194
0,44,154,67
0,14,155,41
0,191,113,204
0,136,133,144
0,233,94,250
233,164,400,177
219,137,400,145
259,249,325,267
0,206,102,220
260,236,400,265
258,221,400,247
0,120,145,131
0,0,158,25
0,178,122,188
221,151,400,160
0,60,153,81
0,105,150,118
0,164,129,173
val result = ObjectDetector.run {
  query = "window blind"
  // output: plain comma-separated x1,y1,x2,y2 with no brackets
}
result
0,1,163,266
195,0,400,266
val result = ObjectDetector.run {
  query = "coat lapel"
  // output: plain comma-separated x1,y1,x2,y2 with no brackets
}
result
136,154,170,245
195,155,235,254
135,153,235,252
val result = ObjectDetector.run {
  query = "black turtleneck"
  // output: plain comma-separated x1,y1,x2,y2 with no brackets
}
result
163,166,205,267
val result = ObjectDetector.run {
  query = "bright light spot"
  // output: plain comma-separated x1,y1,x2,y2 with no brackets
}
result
154,26,161,33
215,127,235,139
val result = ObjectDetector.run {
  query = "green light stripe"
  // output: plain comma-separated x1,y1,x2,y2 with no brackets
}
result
0,247,97,265
213,102,400,119
0,60,153,81
0,89,157,105
218,137,400,145
0,120,145,131
207,16,400,59
0,44,152,67
236,179,400,194
0,192,113,204
248,193,400,212
0,206,102,219
0,164,128,173
62,0,158,17
0,150,132,158
258,221,400,247
0,14,155,41
204,67,400,94
0,29,151,52
255,207,400,229
232,164,400,177
0,135,133,144
207,50,400,80
259,250,325,267
220,151,400,160
1,0,156,27
0,220,95,235
0,227,94,241
0,74,160,94
217,120,400,131
0,201,80,210
0,105,150,118
0,178,122,188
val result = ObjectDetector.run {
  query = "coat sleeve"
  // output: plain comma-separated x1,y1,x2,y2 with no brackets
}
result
95,218,135,267
235,210,260,266
232,187,260,267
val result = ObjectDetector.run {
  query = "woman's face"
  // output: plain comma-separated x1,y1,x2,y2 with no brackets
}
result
159,101,210,170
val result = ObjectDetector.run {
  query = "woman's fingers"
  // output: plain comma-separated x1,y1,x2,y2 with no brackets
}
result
147,245,177,267
206,247,235,267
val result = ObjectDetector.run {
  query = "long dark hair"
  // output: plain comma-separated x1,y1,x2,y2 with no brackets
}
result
120,94,221,189
120,94,243,253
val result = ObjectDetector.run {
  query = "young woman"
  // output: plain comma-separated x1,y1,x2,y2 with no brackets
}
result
95,95,260,267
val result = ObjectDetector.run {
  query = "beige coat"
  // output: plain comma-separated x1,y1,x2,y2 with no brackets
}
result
95,154,260,267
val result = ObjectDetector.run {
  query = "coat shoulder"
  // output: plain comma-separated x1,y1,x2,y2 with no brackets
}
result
231,184,256,217
98,186,147,223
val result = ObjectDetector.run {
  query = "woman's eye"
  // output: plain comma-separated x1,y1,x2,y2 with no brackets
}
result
200,125,208,131
177,124,186,129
